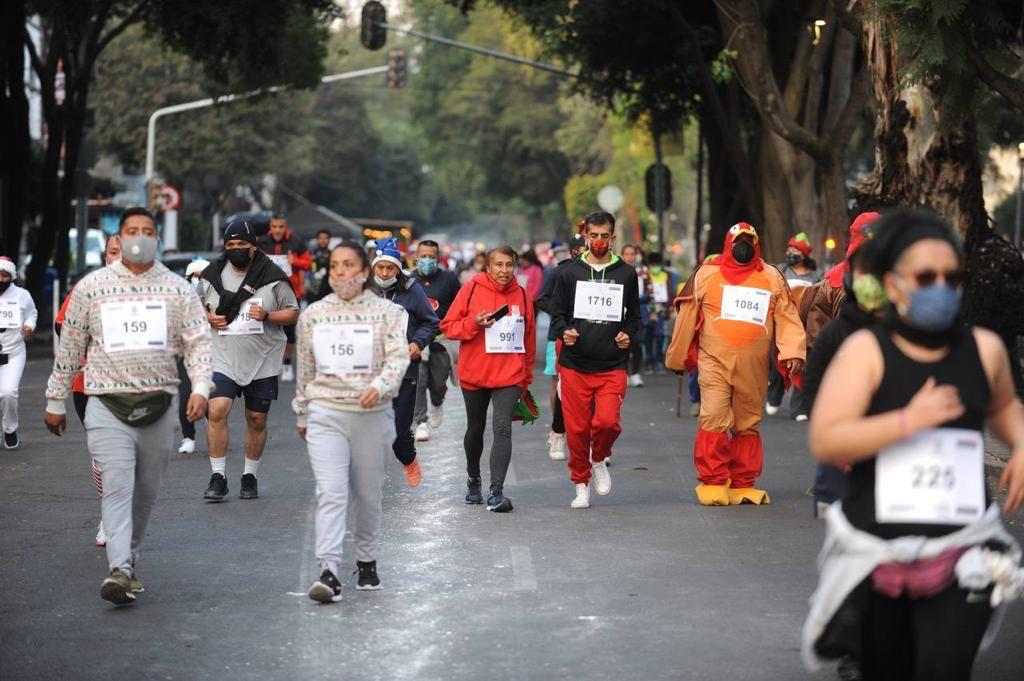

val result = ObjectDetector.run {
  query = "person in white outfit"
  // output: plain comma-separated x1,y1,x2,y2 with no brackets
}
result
0,256,38,449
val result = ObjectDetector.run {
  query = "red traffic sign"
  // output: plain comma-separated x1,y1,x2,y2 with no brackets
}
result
157,184,181,211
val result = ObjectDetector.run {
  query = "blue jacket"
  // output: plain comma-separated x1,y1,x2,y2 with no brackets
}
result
369,276,440,379
410,268,461,321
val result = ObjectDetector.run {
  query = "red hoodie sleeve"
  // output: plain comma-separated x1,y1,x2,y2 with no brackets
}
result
440,283,482,341
291,249,312,272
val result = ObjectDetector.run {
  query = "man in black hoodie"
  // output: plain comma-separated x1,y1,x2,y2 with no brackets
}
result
550,211,642,509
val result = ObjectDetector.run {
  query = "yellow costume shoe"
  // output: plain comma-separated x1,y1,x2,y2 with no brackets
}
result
727,487,771,505
695,483,731,506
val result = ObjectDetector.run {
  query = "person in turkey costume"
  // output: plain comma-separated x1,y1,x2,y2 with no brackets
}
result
666,223,806,506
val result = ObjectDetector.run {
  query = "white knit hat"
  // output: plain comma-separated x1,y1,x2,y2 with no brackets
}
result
0,257,17,279
185,258,211,278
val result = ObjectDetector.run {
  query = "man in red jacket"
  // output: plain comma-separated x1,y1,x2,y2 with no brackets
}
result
257,214,312,382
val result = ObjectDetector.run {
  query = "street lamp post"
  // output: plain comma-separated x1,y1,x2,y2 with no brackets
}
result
144,65,390,183
1015,142,1024,250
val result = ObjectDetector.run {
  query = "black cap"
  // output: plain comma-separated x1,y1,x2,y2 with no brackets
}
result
224,220,257,246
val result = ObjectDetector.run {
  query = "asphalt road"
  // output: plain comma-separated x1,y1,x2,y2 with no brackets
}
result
2,346,1023,681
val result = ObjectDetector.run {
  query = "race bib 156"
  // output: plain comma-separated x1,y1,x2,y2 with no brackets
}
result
312,324,374,375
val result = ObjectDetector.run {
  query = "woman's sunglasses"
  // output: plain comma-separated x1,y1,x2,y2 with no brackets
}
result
908,269,964,287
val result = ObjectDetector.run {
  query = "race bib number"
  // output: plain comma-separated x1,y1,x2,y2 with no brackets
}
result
719,285,770,325
485,315,525,353
100,301,168,352
269,254,292,277
219,297,264,336
875,428,985,525
574,281,624,322
0,299,20,329
312,324,374,375
653,283,670,304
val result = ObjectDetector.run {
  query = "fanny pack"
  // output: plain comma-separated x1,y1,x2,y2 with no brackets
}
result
98,392,174,427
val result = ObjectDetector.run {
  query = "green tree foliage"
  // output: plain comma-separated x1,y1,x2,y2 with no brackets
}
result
869,0,1024,119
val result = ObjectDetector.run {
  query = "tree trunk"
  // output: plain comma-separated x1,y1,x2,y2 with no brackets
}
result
1,0,31,261
854,20,1024,392
852,23,987,241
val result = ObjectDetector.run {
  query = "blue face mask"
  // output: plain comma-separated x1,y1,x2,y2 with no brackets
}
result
899,282,961,332
417,258,437,276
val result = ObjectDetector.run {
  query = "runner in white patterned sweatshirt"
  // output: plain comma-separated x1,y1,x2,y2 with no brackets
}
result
44,207,212,606
294,242,409,602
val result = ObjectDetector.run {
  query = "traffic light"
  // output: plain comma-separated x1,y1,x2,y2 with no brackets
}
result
644,163,672,212
361,2,387,51
387,47,407,89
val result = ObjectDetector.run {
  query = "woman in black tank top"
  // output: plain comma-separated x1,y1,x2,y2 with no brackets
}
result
807,209,1024,681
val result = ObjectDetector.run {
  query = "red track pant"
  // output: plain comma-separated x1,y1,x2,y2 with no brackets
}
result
560,367,627,484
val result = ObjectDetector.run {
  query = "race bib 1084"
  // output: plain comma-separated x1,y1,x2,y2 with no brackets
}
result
100,301,168,352
312,324,374,375
875,428,986,525
719,285,770,325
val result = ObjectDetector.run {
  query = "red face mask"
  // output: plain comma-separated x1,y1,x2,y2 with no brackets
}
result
590,238,609,258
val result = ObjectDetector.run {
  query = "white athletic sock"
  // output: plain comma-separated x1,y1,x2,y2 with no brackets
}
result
210,457,226,476
244,458,260,476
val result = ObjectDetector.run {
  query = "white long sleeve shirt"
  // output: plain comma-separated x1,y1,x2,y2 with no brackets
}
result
0,283,37,354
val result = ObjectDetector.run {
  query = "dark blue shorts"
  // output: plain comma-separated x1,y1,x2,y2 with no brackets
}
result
211,372,279,413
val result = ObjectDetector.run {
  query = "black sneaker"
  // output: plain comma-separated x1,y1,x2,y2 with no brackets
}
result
3,430,18,449
307,569,343,603
486,488,513,513
239,473,259,500
203,473,228,502
355,561,382,590
464,477,483,505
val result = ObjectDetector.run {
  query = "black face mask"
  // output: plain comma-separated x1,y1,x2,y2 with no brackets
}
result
0,281,10,294
732,241,755,264
785,253,802,266
226,248,252,268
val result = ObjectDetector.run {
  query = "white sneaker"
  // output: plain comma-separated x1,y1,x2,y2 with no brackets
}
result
629,373,644,388
428,404,444,429
795,414,809,422
592,460,612,496
765,402,779,416
570,482,591,509
95,521,107,547
414,423,431,442
177,437,195,454
548,432,567,461
280,364,295,382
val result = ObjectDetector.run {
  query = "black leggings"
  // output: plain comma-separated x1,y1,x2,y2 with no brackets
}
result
551,393,564,434
391,377,417,465
860,586,992,681
628,342,643,375
462,386,519,492
73,392,89,425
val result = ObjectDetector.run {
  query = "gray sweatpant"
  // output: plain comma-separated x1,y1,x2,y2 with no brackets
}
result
305,403,395,576
85,396,176,576
414,343,451,425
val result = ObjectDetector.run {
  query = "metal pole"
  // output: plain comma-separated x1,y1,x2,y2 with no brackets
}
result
377,22,576,78
694,121,704,263
1016,143,1024,249
145,66,389,182
653,132,666,256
